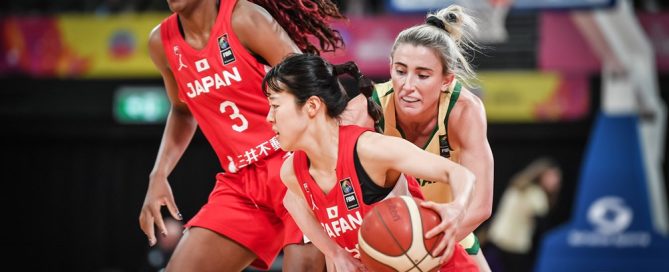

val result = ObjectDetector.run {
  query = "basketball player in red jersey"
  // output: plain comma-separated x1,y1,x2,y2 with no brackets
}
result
138,0,358,271
264,54,478,272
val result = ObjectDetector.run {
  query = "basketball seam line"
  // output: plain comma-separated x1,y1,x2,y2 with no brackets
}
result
405,198,427,272
375,202,422,272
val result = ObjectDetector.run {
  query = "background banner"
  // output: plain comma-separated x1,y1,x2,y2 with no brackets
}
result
1,13,165,77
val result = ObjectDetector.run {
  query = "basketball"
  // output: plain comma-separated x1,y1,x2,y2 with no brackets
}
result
358,196,444,272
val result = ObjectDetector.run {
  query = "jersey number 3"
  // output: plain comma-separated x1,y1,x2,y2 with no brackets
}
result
220,101,248,132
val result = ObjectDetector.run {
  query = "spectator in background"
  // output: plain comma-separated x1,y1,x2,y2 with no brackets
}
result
484,157,562,272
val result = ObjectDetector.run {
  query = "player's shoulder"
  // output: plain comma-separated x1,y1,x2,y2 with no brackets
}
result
147,24,168,62
280,153,298,185
374,81,394,97
450,87,486,121
457,87,483,107
232,0,271,27
148,24,162,45
231,0,275,44
356,131,403,156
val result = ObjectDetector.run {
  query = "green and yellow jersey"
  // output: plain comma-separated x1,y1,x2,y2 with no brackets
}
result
373,80,462,203
373,80,480,255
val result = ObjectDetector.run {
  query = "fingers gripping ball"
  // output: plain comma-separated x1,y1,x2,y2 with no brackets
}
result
358,196,443,272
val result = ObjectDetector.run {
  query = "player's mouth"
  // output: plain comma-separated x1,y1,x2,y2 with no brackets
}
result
400,96,420,103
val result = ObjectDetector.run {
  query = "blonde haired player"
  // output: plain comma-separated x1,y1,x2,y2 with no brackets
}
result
372,5,494,270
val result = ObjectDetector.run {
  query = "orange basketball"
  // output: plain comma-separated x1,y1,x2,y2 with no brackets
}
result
358,196,443,272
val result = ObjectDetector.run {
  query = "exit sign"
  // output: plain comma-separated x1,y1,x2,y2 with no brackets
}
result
113,86,169,124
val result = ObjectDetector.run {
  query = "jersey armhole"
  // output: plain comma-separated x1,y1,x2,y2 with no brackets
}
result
354,140,392,205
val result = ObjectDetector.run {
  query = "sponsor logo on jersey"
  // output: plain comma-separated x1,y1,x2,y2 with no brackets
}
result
218,34,236,65
340,178,359,210
439,134,451,158
303,183,320,211
173,46,188,71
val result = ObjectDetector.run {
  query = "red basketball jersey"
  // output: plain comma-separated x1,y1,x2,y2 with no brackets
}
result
293,125,424,258
160,0,278,173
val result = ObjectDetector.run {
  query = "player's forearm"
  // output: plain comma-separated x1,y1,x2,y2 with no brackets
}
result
455,177,492,240
455,206,489,242
149,108,197,180
447,167,476,215
456,153,493,240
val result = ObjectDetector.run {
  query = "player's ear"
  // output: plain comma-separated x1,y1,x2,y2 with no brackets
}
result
305,96,322,117
441,73,455,92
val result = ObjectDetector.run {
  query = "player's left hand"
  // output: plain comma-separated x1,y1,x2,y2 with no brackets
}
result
421,200,466,264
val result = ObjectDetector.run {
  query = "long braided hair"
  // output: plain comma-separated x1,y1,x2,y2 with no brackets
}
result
250,0,346,55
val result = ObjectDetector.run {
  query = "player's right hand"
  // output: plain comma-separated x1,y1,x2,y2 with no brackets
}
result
139,177,182,246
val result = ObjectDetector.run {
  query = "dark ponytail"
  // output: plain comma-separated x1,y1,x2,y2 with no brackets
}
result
333,62,383,133
263,54,348,118
263,54,382,132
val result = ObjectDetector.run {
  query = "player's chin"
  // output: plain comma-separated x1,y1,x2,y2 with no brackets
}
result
166,0,187,12
397,104,423,115
276,135,292,151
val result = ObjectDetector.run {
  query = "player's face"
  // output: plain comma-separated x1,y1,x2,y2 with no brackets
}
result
390,44,451,119
266,87,307,151
166,0,194,13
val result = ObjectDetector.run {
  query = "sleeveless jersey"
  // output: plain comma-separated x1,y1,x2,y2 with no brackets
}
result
373,80,462,203
293,125,424,258
160,0,278,173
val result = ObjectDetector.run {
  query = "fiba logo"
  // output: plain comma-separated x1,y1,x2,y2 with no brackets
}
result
587,196,632,235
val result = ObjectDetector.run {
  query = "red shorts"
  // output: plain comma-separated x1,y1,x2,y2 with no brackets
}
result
185,151,303,270
439,244,479,271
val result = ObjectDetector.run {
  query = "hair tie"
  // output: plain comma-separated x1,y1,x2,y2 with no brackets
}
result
425,16,445,30
447,13,457,23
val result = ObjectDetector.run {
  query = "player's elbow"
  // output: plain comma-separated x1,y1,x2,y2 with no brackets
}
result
473,198,493,225
478,204,492,223
282,191,299,215
282,193,293,210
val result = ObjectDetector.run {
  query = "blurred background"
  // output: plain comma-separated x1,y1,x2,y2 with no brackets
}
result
1,0,667,271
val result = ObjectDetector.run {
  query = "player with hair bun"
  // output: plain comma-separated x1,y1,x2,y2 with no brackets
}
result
372,5,495,270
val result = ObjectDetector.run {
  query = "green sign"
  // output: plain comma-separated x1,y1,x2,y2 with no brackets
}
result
114,86,169,124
